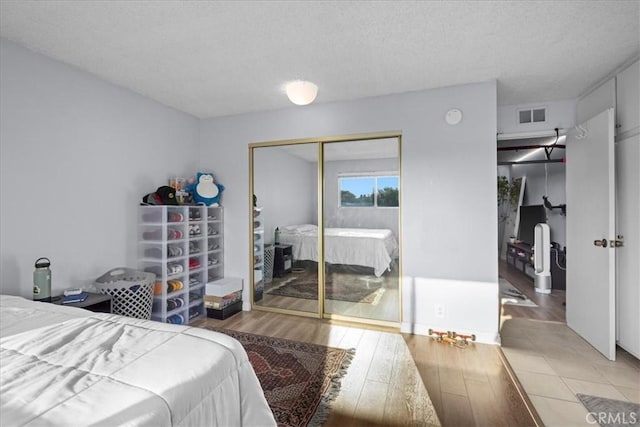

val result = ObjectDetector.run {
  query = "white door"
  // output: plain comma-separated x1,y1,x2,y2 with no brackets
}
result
566,108,616,360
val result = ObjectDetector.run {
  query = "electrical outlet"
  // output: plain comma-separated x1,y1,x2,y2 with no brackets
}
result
435,305,445,318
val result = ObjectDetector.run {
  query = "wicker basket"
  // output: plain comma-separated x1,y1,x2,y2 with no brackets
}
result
264,244,274,284
95,268,155,319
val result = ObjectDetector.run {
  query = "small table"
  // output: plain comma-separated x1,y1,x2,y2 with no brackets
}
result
52,292,112,313
506,242,533,274
274,244,293,277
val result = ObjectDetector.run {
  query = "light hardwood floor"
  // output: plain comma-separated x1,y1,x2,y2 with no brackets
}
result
194,259,634,426
194,307,540,426
499,259,566,323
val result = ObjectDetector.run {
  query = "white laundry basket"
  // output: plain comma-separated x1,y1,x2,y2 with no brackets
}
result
95,268,155,319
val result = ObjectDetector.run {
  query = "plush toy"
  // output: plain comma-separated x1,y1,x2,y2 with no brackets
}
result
192,172,224,206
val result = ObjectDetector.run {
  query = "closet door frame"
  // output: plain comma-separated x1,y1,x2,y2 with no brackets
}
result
249,131,402,330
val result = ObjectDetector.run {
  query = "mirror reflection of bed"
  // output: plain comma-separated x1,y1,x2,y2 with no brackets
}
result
251,135,400,324
263,224,399,321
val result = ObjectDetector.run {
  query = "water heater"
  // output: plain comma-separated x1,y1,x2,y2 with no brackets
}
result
533,223,552,294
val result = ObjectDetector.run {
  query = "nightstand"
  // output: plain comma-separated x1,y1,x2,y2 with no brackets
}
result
274,244,293,277
52,292,112,313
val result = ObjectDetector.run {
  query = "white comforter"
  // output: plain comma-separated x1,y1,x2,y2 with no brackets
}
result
279,225,398,277
0,296,275,427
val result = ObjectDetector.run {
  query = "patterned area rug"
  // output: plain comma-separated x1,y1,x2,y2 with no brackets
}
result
500,277,538,307
267,273,387,305
206,327,355,427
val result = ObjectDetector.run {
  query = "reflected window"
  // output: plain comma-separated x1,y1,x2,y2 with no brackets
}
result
339,175,399,208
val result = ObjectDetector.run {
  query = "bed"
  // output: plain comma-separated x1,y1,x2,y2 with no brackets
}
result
278,224,398,277
0,295,275,427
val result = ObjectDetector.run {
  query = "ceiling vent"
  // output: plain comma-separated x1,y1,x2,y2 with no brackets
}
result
518,107,547,124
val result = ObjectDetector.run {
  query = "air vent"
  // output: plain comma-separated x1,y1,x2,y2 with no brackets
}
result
518,107,547,124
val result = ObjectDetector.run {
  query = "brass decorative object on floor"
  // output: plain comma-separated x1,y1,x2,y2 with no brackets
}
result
428,328,476,349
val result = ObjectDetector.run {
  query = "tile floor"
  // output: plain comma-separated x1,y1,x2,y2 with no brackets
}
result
501,318,640,426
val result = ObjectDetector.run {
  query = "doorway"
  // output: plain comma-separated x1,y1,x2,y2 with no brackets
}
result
249,132,401,328
496,133,568,324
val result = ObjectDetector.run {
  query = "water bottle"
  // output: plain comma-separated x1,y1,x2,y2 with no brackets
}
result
33,257,52,302
274,227,280,245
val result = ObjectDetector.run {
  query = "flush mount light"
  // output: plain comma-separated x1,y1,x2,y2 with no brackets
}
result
285,80,318,106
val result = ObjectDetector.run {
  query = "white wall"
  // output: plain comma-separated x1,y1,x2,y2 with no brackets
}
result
0,39,200,296
199,81,500,343
253,146,317,244
323,158,399,237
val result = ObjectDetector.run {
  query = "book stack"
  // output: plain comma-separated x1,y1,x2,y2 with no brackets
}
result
204,290,241,310
62,292,88,304
205,277,243,320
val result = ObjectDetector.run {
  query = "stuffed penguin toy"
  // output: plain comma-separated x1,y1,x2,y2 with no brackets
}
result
193,172,224,206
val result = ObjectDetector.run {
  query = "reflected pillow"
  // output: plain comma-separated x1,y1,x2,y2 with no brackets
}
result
281,224,318,233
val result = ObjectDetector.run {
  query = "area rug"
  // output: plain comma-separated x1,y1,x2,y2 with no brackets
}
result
577,393,640,427
500,277,538,307
207,327,355,427
266,274,386,305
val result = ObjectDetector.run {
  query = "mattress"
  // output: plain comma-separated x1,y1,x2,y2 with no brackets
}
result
278,224,398,277
0,295,275,427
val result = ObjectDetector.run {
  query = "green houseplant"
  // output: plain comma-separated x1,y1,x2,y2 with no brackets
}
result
498,176,522,236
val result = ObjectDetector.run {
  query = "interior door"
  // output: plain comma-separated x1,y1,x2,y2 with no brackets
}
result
566,108,616,360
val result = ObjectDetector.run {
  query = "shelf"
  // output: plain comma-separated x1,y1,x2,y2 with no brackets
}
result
140,205,223,325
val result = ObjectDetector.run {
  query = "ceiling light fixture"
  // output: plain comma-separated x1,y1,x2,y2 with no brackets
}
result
285,80,318,106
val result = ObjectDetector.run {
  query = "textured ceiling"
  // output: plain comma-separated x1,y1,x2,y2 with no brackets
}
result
1,1,638,119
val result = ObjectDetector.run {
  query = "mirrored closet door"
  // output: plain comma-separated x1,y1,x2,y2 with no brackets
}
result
322,138,400,323
251,142,319,315
250,133,401,326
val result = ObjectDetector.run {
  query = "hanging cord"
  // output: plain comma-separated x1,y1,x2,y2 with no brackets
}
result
542,128,557,209
554,247,566,271
545,162,549,196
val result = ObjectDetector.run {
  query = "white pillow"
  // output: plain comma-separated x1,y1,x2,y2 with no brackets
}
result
281,224,317,233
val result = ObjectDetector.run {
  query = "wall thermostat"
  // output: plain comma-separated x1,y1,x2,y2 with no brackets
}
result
445,108,463,125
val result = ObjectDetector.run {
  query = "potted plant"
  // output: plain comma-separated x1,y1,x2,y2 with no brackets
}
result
498,176,521,223
498,176,524,253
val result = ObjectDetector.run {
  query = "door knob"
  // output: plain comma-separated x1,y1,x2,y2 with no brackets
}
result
611,239,624,247
594,239,608,247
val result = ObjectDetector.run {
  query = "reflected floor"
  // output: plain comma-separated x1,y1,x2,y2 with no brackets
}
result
255,261,400,322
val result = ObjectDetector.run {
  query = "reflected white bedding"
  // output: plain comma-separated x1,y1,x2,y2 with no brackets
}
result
279,224,398,277
0,295,275,427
